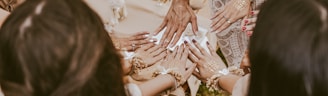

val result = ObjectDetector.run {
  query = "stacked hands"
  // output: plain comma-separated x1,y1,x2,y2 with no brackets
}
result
114,0,258,90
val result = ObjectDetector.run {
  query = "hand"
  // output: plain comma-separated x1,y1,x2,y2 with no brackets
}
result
134,43,167,67
161,44,196,85
186,40,226,82
154,0,198,47
112,31,155,51
211,0,251,33
241,10,259,36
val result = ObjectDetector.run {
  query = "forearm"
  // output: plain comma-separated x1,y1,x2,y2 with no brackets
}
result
217,74,241,93
138,74,175,96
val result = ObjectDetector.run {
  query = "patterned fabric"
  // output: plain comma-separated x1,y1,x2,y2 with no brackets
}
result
209,0,249,67
209,0,264,67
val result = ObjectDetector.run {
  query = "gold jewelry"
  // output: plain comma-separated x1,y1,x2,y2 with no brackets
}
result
152,68,183,90
206,66,244,91
130,57,148,74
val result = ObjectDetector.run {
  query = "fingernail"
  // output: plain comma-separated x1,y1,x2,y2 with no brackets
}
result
250,11,254,15
206,41,209,45
144,34,149,37
244,20,248,24
242,26,246,31
184,40,188,44
192,39,196,43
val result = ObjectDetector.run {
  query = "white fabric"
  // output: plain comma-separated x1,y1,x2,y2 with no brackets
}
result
232,74,250,96
0,85,4,96
125,83,142,96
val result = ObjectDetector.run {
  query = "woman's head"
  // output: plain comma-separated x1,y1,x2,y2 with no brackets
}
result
0,0,126,96
249,0,328,96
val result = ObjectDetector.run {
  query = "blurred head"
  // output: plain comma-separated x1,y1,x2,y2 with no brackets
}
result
0,0,126,96
249,0,328,96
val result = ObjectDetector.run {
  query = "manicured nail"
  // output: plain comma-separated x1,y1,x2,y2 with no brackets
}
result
144,34,149,37
244,20,248,24
242,26,246,31
206,41,209,45
184,40,188,44
192,39,196,43
250,11,254,15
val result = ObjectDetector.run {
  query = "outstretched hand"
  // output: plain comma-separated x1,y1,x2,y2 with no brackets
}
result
161,44,196,85
154,0,198,47
186,40,226,82
211,0,251,33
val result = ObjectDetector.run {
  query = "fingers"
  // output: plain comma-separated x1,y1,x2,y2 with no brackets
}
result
146,45,161,53
186,41,204,60
135,43,154,52
130,31,150,40
211,8,224,20
192,39,210,56
206,41,217,56
151,51,167,66
190,15,198,34
184,64,197,79
159,23,172,46
175,45,183,59
150,47,166,56
163,25,178,47
188,52,199,63
170,23,186,47
181,44,189,61
216,20,232,32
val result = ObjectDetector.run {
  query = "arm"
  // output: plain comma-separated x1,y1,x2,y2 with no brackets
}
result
217,74,241,93
138,75,175,96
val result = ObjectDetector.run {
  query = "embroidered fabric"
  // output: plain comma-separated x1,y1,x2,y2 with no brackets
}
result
209,0,264,67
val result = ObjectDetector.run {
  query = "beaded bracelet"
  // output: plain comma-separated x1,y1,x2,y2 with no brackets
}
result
130,57,148,74
152,68,182,90
206,66,245,91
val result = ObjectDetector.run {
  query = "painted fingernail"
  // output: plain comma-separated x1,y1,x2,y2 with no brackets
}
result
184,40,188,44
242,26,246,31
206,41,210,45
244,20,248,24
192,39,196,43
250,11,254,15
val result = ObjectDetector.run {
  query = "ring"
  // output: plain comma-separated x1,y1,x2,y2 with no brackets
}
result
132,43,136,51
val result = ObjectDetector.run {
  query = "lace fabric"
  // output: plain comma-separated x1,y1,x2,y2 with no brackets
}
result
209,0,249,67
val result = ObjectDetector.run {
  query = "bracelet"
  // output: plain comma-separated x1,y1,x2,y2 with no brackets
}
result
130,57,148,74
206,66,245,91
152,68,182,90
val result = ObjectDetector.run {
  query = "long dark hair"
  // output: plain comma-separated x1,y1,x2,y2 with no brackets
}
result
0,0,126,95
248,0,328,96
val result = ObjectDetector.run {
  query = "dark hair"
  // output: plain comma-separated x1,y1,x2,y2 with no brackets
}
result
248,0,328,96
0,0,126,96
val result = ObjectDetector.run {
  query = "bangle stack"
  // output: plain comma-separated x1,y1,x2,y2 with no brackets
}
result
206,66,245,91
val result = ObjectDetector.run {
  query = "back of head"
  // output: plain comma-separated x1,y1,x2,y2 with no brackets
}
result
249,0,328,96
0,0,126,96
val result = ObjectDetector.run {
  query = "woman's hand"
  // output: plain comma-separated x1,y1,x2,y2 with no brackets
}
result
112,31,155,51
187,40,226,82
154,0,198,47
211,0,251,33
134,43,167,67
160,44,196,85
241,10,259,36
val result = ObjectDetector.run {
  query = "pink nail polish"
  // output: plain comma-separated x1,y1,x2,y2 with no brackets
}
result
242,27,246,31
